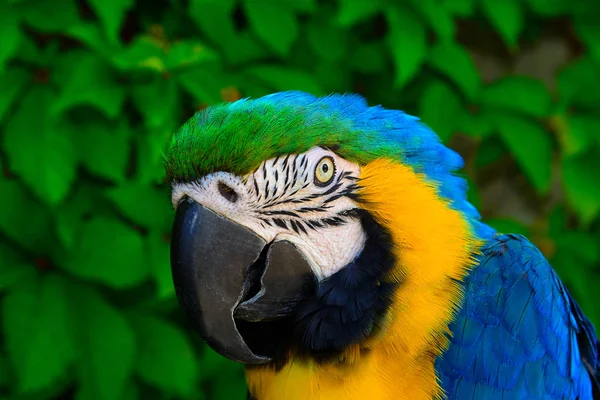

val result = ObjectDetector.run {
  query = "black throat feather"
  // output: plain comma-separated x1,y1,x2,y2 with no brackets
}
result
238,210,397,368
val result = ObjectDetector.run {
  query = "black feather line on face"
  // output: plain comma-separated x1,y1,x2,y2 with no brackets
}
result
236,210,397,367
290,210,397,361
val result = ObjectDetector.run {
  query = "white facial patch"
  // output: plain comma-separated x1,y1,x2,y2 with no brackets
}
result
171,147,366,279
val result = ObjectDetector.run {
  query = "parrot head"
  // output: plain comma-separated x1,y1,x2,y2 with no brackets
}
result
164,91,491,365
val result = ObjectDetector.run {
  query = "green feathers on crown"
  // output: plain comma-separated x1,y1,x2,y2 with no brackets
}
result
163,96,386,184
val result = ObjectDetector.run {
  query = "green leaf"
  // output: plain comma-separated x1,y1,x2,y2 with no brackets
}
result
178,68,232,105
573,19,600,63
189,0,267,65
313,61,351,93
410,0,455,42
74,120,131,183
198,346,244,382
442,0,475,16
19,0,79,32
55,185,100,250
66,22,113,57
13,32,61,68
2,275,76,393
0,67,29,122
526,0,571,16
52,53,125,118
561,150,600,223
306,18,348,62
557,56,600,108
3,87,77,205
351,43,386,74
0,243,35,293
557,114,600,156
419,80,462,142
106,183,171,230
336,0,383,26
129,313,198,396
480,76,551,117
494,114,553,193
164,40,219,71
0,352,9,389
287,0,316,13
212,374,248,400
135,126,172,184
243,66,324,95
120,381,140,400
244,0,298,56
485,218,530,236
0,4,22,72
66,216,148,288
0,265,34,294
555,231,599,263
455,111,494,138
0,179,54,253
475,134,508,168
131,78,178,128
111,36,166,72
71,285,136,400
387,5,427,88
480,0,523,48
428,41,480,100
146,231,174,299
87,0,134,43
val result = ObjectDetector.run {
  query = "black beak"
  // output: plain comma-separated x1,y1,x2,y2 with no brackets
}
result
170,196,317,364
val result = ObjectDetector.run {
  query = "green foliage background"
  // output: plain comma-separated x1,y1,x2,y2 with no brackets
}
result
1,0,600,398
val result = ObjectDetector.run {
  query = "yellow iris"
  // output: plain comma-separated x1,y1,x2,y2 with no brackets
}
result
314,156,335,185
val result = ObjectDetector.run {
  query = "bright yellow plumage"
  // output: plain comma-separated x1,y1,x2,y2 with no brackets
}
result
245,159,483,400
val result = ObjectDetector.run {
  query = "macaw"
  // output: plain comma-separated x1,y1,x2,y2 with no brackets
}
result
164,91,599,400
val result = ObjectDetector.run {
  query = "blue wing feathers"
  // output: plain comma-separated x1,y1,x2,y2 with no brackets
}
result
436,234,599,399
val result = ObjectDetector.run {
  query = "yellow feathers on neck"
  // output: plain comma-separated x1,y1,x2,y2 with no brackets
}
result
246,158,482,400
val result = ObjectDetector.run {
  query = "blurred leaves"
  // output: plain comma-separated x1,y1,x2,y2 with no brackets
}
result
245,0,299,56
495,113,553,193
557,56,600,108
53,53,126,118
481,0,523,48
129,313,198,397
1,0,600,399
4,87,77,206
243,65,324,95
0,68,29,121
2,275,76,393
561,151,600,223
66,217,148,288
73,121,131,183
387,5,427,88
0,4,21,73
0,179,54,254
428,41,480,100
419,80,462,142
88,0,134,43
336,0,382,25
106,183,171,229
480,76,551,117
72,285,136,400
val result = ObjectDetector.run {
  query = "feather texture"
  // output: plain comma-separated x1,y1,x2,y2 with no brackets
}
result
164,91,599,399
436,234,599,399
164,91,493,240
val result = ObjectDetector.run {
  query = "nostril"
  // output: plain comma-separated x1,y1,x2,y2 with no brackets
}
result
218,181,238,203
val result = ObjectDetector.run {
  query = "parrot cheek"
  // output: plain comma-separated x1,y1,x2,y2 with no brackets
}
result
170,196,316,364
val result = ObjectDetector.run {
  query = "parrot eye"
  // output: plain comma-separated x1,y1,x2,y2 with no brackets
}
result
314,156,335,186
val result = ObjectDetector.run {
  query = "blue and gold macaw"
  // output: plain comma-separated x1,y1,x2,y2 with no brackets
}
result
164,91,600,399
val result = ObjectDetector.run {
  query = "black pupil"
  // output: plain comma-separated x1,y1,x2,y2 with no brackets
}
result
322,163,329,173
